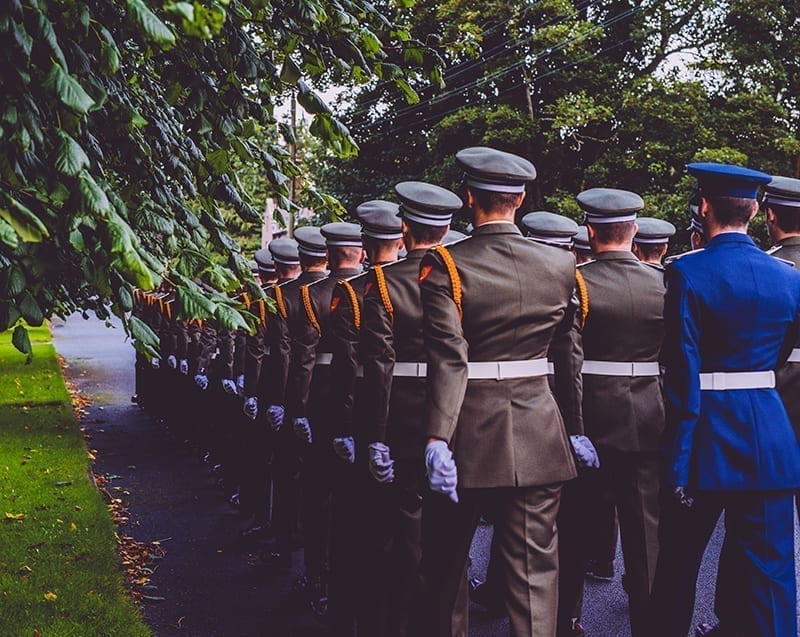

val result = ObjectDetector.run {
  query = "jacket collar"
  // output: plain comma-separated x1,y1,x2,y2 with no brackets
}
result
300,270,327,282
471,221,522,237
707,232,755,248
776,235,800,247
593,249,638,261
330,268,363,278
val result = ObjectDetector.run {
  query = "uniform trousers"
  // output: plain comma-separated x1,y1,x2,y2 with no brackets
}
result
650,489,797,637
419,484,562,637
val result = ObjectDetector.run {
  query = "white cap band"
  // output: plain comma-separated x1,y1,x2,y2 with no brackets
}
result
466,178,526,194
634,236,670,244
325,240,363,247
585,213,638,224
298,246,327,258
272,256,301,265
764,194,800,208
527,233,573,245
363,229,404,240
400,203,452,227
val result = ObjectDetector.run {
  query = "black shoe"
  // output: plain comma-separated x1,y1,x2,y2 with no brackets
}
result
469,578,505,616
570,618,586,637
695,622,743,637
259,549,291,570
586,559,614,581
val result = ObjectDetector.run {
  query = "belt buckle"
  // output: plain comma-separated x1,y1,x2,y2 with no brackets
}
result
416,362,424,377
628,362,637,376
495,362,504,381
712,372,726,391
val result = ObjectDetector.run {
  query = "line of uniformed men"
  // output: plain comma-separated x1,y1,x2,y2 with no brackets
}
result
131,147,800,637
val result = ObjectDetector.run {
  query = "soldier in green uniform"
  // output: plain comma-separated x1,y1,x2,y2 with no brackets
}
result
357,182,463,636
573,225,593,264
288,223,364,618
326,203,402,633
557,189,665,637
632,217,676,268
418,147,593,637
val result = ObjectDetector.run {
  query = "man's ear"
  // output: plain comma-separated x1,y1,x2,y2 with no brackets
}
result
699,196,710,218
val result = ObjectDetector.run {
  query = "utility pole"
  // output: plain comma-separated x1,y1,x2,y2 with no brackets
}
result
288,91,297,238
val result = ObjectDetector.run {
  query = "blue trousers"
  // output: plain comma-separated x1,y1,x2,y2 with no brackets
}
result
650,489,796,637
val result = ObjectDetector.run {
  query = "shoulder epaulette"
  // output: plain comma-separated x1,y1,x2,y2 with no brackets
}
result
664,248,704,266
574,269,589,329
273,283,287,319
576,259,595,268
372,264,394,323
337,279,361,330
433,244,463,320
766,245,781,255
774,256,796,268
300,284,320,333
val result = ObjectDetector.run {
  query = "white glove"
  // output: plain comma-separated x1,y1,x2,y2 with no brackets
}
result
194,373,208,390
179,358,189,375
243,396,258,419
425,440,458,503
368,442,395,484
151,357,160,369
167,355,177,369
333,437,355,464
266,404,285,431
293,417,312,444
236,374,245,395
570,435,600,469
221,378,237,394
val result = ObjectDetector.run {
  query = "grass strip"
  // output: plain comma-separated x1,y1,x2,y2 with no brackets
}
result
0,325,150,636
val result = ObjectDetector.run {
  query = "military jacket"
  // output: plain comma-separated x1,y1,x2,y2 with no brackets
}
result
662,233,800,490
768,236,800,433
578,251,666,452
273,270,327,410
419,222,582,489
360,249,432,461
287,268,362,428
243,285,281,398
329,271,370,439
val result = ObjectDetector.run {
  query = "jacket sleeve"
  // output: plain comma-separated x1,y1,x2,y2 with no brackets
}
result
360,272,395,443
548,290,584,435
216,328,235,379
267,308,290,405
287,297,320,419
233,328,247,377
419,251,468,444
195,324,218,375
244,323,267,397
329,283,361,437
662,266,702,487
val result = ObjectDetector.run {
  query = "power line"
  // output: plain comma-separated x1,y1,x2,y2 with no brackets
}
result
373,34,641,138
348,0,606,124
350,4,643,131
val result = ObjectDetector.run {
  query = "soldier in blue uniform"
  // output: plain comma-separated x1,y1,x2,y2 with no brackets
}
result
649,162,800,637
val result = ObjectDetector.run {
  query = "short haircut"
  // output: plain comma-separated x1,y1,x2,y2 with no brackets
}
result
405,219,449,245
636,243,667,261
327,246,363,270
299,253,327,270
589,220,636,245
770,205,800,233
275,262,300,280
470,189,522,213
362,235,399,255
706,196,756,227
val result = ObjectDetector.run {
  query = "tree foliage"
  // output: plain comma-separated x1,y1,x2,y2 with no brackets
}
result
0,0,440,358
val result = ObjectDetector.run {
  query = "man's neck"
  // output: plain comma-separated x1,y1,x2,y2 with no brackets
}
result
707,225,748,240
770,228,800,244
593,242,632,253
473,210,515,227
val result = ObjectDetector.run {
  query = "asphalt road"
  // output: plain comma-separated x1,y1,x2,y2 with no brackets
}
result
51,313,800,636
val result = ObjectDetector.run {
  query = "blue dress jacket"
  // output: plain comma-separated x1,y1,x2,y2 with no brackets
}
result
662,232,800,490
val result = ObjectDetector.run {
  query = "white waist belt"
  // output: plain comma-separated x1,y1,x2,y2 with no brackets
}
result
394,362,427,377
392,358,550,380
582,360,661,376
548,362,554,374
315,353,333,365
788,348,800,363
699,370,775,390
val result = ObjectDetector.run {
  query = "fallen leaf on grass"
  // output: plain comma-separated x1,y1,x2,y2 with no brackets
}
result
5,512,25,520
70,522,77,531
44,592,57,601
18,565,32,576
